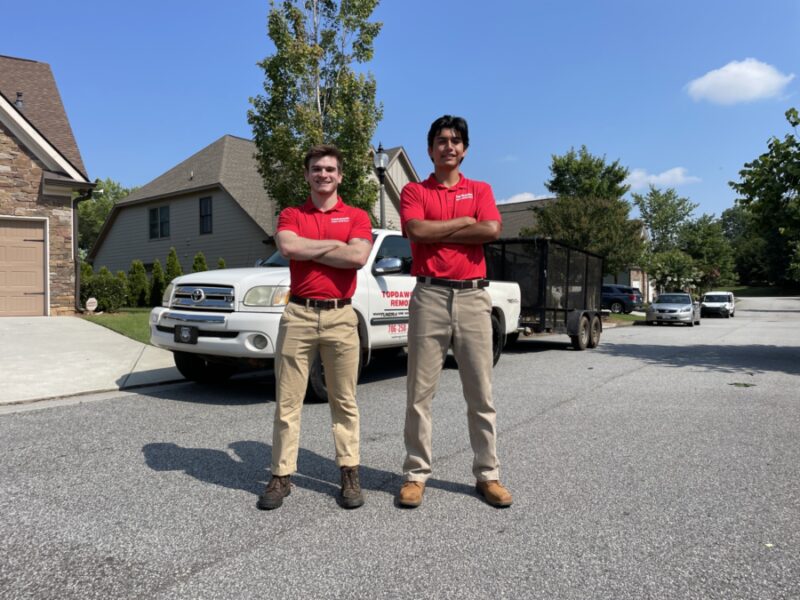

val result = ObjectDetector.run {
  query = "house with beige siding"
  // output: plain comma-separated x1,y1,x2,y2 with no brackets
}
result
0,55,93,316
89,137,419,275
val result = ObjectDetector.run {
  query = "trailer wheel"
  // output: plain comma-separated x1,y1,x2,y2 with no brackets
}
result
587,315,602,348
174,352,237,383
570,316,590,351
491,313,505,366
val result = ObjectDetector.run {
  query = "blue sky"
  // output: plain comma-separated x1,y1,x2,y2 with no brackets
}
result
4,0,798,218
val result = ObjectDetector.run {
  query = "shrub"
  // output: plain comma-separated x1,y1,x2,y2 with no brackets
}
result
166,247,183,283
128,260,149,307
192,251,209,273
150,259,166,307
84,267,126,312
115,271,130,306
217,257,226,269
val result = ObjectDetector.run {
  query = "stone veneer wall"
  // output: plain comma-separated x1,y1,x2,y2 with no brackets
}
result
0,122,76,315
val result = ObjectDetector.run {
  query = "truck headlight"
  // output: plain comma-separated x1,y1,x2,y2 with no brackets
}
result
243,285,291,307
162,283,174,307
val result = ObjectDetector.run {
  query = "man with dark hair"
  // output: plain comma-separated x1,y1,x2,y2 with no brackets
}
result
258,144,372,511
398,115,513,509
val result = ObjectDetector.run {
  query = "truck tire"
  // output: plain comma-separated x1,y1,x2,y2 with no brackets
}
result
570,316,590,350
610,301,624,314
506,331,520,346
174,352,237,383
307,348,364,403
587,315,602,348
491,312,505,366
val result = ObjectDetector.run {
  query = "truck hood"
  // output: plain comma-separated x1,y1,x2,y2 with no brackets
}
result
173,268,290,289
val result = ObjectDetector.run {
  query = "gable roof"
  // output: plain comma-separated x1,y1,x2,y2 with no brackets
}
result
0,54,88,180
89,136,271,259
497,197,556,238
118,135,272,230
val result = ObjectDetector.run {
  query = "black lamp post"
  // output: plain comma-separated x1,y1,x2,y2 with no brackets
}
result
373,143,389,229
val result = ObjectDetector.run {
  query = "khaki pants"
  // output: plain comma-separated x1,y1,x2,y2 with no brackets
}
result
403,283,500,483
271,302,361,476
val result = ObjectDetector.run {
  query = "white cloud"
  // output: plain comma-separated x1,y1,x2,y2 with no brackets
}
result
687,58,794,105
497,192,551,205
625,167,701,191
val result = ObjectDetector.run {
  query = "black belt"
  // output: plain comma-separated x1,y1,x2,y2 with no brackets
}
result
416,277,489,289
289,295,352,309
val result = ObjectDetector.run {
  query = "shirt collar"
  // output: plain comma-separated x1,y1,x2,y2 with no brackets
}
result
425,173,466,190
303,196,345,213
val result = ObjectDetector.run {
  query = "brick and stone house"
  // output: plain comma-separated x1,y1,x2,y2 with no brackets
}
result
89,137,418,274
0,55,93,316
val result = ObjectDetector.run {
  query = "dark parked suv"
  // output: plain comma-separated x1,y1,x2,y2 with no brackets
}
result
602,284,643,314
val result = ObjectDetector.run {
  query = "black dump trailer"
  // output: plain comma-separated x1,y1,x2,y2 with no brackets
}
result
484,238,604,350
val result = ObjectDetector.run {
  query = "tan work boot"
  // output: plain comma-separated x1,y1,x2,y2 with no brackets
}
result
476,480,513,508
397,481,425,508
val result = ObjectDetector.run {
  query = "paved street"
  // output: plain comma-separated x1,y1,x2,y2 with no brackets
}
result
2,296,799,599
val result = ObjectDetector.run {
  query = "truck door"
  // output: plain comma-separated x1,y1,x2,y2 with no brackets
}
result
366,234,416,349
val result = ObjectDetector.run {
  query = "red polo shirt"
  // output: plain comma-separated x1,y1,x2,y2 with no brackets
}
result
400,174,501,279
277,197,372,299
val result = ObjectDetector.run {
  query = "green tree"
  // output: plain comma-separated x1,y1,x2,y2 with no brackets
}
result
150,260,166,307
217,257,227,269
678,214,736,292
523,195,645,276
248,0,383,213
545,145,630,199
645,249,699,293
166,247,183,283
77,178,134,253
721,205,769,285
128,260,149,307
192,251,209,273
632,186,698,254
730,107,800,285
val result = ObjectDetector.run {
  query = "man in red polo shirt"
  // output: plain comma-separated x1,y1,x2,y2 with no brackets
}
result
397,115,513,509
257,144,372,511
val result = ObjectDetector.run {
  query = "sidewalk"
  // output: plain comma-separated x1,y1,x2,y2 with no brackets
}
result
0,316,183,405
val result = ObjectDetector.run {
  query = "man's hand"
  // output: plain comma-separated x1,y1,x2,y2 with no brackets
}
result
276,230,345,261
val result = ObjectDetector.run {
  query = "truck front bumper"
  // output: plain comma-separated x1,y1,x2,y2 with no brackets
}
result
149,307,281,359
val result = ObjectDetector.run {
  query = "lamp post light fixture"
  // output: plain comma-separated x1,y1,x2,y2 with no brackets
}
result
373,143,389,229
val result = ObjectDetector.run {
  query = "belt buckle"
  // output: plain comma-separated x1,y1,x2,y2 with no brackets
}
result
331,299,338,309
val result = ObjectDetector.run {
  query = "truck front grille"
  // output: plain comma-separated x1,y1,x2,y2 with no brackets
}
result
172,285,235,311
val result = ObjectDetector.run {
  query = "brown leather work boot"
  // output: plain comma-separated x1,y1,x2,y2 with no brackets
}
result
257,475,291,510
476,480,513,508
397,481,425,508
339,466,365,509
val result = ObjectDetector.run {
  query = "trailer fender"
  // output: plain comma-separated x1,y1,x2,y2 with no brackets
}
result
566,310,587,337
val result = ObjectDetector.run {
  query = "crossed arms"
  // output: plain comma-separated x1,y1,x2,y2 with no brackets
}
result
404,217,502,244
275,230,372,269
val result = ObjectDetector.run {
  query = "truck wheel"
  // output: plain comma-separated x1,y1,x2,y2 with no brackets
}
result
174,352,236,383
587,315,601,348
307,348,364,403
570,316,590,350
610,301,623,314
506,331,520,346
491,313,505,366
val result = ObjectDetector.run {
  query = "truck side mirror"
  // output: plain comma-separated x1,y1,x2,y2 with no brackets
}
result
373,257,403,275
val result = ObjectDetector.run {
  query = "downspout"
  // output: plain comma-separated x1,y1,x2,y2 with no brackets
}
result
73,182,96,313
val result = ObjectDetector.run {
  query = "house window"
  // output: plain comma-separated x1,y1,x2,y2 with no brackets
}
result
149,206,170,239
199,197,212,234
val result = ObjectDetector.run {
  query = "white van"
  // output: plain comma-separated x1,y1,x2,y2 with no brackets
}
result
700,291,735,318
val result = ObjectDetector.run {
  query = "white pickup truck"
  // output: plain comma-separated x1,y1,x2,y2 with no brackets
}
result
150,229,521,400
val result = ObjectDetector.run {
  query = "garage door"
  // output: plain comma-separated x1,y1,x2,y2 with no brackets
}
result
0,219,46,316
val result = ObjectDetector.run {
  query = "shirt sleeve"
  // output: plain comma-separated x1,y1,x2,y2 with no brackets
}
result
349,208,373,241
400,183,424,233
276,207,300,235
475,182,502,224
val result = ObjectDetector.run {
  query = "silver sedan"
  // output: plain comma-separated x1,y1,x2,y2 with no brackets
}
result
646,293,701,326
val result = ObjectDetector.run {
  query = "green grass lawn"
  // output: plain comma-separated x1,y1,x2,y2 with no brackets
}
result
82,307,152,344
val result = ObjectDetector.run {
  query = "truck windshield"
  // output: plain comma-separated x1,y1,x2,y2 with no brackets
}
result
257,251,289,267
